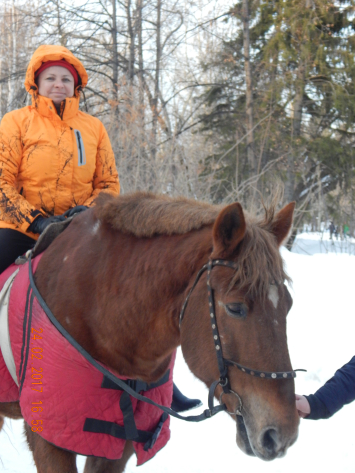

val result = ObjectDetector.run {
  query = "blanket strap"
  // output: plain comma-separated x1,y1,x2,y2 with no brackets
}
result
120,391,139,440
88,370,171,450
83,412,168,451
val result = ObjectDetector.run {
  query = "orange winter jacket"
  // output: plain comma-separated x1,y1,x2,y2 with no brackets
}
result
0,45,120,240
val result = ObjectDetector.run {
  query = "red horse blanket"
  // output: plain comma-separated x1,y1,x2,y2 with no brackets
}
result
0,257,173,464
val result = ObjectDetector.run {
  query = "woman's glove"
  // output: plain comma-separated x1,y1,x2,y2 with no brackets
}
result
62,206,88,218
28,215,66,234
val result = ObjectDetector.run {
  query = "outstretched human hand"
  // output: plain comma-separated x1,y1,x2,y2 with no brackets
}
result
295,394,311,418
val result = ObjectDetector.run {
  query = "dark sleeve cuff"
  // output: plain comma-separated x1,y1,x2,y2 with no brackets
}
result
26,209,44,231
304,394,332,420
30,209,43,219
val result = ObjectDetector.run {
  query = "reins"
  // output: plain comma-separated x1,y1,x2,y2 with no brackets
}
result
27,254,305,424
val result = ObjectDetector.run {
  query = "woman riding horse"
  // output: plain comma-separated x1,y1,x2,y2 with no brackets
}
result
0,44,120,273
0,44,198,412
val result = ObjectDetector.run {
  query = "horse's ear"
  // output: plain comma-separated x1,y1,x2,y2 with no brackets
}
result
212,203,246,257
270,202,295,246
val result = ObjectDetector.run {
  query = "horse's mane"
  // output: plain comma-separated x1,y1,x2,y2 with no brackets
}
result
94,192,289,298
94,192,222,237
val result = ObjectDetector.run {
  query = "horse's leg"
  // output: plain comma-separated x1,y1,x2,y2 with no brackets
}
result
83,441,134,473
24,422,77,473
0,401,22,419
0,402,23,438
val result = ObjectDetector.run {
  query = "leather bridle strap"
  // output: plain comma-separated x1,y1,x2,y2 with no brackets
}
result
179,263,210,326
206,259,230,392
224,360,305,379
179,259,239,327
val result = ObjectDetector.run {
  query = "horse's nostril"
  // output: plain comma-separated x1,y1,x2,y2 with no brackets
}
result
261,428,279,454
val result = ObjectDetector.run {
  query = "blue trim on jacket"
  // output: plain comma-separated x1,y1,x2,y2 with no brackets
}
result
305,356,355,420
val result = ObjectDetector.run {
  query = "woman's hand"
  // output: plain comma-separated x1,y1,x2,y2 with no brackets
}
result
28,215,66,234
295,394,311,418
62,206,88,218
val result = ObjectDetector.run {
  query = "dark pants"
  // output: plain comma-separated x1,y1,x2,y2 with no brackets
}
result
0,229,36,274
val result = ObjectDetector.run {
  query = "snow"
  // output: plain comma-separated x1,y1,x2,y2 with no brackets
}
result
292,231,355,256
2,232,355,471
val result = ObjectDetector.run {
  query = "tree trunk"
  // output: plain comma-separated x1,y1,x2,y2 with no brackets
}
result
292,63,305,137
317,163,322,232
126,0,135,84
286,62,305,203
235,128,239,193
7,0,16,112
55,0,67,46
285,229,297,251
151,0,161,166
137,0,148,186
137,0,144,113
112,0,119,94
242,0,255,174
111,0,119,117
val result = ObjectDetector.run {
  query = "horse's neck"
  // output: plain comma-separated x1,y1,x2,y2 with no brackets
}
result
36,222,213,382
104,227,213,380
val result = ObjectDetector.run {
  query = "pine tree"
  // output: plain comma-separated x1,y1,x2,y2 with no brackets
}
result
199,0,355,232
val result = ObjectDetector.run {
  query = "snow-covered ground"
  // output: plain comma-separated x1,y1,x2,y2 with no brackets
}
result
292,231,355,256
2,232,355,472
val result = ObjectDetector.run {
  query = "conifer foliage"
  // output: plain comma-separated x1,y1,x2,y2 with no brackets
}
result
200,0,355,233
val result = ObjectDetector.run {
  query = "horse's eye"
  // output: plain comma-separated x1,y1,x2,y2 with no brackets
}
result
225,303,247,319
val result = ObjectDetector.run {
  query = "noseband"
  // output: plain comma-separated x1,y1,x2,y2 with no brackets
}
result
180,258,305,416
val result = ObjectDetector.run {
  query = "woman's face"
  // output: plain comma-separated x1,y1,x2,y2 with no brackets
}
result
37,66,75,105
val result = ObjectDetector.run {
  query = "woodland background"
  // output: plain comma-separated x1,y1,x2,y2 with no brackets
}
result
1,0,355,244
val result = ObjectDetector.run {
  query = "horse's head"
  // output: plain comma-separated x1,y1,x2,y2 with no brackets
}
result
181,201,298,461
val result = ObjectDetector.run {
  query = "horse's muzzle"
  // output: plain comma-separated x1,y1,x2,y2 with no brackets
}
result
236,415,298,461
259,426,286,460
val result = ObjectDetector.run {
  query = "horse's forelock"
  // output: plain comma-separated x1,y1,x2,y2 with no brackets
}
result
229,211,290,299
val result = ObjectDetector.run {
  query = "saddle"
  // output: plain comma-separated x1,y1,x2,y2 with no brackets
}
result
16,217,73,263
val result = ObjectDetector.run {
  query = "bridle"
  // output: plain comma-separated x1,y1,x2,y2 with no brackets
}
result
180,258,305,416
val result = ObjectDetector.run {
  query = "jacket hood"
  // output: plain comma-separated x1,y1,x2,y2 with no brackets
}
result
25,45,88,95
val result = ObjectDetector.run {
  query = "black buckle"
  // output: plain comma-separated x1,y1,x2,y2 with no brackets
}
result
143,413,168,451
126,379,146,392
205,409,213,418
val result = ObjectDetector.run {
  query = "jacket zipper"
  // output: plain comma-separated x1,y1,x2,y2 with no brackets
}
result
76,131,83,165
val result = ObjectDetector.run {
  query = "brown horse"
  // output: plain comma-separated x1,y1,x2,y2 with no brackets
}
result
0,192,299,472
